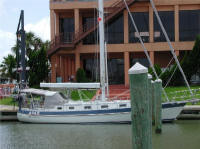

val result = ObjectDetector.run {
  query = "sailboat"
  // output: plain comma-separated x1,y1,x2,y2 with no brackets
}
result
17,0,192,124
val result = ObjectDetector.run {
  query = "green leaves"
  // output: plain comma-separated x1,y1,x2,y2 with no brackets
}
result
0,32,50,87
0,54,16,81
28,45,50,88
148,35,200,87
76,68,89,82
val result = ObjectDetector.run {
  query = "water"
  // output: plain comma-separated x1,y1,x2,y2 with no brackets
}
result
0,120,200,149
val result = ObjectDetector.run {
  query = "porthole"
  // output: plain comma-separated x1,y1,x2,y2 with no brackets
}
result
119,104,127,107
69,106,74,110
84,106,91,109
57,107,62,110
101,105,108,109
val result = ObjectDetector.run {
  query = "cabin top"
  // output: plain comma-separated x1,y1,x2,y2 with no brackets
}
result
21,88,57,96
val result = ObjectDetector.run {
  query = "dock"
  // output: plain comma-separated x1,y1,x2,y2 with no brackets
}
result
0,105,18,121
177,105,200,120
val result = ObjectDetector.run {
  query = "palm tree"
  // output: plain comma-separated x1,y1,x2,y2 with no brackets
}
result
1,31,50,87
0,54,16,82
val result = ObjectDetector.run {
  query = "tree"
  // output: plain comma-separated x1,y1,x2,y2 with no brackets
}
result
0,54,16,82
28,45,49,88
0,32,50,87
169,35,200,86
23,32,50,87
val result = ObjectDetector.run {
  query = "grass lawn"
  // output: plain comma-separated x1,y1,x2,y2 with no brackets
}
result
163,85,200,104
71,90,97,101
1,86,200,105
0,97,16,106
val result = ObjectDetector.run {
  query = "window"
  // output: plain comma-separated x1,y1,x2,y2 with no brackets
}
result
154,11,174,42
101,105,109,109
179,10,200,41
105,14,124,44
129,12,149,43
69,106,74,110
131,58,149,68
83,59,100,81
82,17,97,32
59,18,74,43
82,17,98,45
83,14,124,45
84,106,91,109
57,107,62,110
107,59,124,84
119,104,127,107
83,31,98,45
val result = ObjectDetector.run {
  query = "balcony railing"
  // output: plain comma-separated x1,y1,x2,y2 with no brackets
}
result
49,0,146,56
51,0,98,2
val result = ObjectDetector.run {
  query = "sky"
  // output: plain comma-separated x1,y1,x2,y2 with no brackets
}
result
0,0,50,62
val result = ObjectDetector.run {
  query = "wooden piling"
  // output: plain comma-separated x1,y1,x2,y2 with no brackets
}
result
129,62,152,149
148,74,152,147
154,79,162,134
151,81,155,126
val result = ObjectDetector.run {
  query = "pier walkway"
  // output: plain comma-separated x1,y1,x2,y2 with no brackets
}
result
0,105,18,121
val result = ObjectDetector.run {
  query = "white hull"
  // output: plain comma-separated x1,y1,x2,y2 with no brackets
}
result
17,106,184,124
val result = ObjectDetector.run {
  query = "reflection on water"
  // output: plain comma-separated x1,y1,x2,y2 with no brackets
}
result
0,121,200,149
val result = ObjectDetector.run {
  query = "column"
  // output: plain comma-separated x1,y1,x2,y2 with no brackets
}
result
61,56,65,82
56,55,60,77
55,12,59,36
75,52,80,72
175,50,179,57
149,6,154,43
124,10,129,44
50,55,56,83
71,57,75,76
74,9,80,33
50,10,55,40
124,52,130,86
68,57,72,77
150,51,154,65
175,5,179,42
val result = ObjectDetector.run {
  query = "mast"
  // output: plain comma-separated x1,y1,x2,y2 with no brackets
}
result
98,0,106,101
16,10,26,89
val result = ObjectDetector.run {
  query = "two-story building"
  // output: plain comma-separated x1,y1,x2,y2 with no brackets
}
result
48,0,200,86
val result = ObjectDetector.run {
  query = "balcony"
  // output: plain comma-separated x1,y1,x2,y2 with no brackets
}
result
48,0,149,56
51,0,99,2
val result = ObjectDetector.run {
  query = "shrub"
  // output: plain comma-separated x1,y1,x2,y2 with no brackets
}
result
148,64,162,80
76,68,88,82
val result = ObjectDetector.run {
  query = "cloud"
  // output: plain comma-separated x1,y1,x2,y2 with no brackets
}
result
0,16,50,63
0,0,5,17
0,30,16,63
25,16,50,41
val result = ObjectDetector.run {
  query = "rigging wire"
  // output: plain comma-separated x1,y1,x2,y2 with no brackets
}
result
158,56,174,78
123,0,169,101
149,0,193,96
93,5,99,82
164,65,178,89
